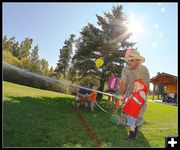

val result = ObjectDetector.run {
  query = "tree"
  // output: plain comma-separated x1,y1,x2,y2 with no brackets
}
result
30,45,41,73
3,35,23,60
156,85,165,99
19,37,33,59
3,35,22,67
3,51,22,67
48,66,56,77
11,41,22,60
2,36,12,52
67,67,77,81
72,5,135,100
155,72,165,99
21,57,31,70
55,34,75,77
40,58,49,76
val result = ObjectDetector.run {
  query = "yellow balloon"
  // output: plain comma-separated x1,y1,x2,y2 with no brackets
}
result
95,58,104,68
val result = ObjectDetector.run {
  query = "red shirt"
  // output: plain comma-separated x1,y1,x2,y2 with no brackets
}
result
122,90,146,118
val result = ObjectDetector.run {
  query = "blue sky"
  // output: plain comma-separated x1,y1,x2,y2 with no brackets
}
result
3,3,178,89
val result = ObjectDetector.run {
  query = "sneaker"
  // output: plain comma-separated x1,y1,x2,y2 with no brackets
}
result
124,131,136,141
134,126,139,137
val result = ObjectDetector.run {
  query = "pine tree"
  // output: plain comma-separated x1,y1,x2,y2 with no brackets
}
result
2,36,12,52
20,37,33,59
55,34,75,77
12,41,21,59
48,66,55,77
30,45,40,73
72,5,136,100
40,58,49,76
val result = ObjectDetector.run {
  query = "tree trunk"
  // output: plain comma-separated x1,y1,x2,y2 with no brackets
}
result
63,68,66,78
97,74,106,101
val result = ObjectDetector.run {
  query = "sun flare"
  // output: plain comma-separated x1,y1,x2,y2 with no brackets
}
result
127,18,146,39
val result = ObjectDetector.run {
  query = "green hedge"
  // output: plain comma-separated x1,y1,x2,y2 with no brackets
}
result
3,62,67,93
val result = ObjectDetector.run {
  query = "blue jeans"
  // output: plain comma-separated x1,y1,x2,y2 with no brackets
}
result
127,115,136,127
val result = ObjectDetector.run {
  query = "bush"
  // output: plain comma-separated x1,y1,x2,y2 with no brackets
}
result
3,51,22,68
3,62,67,93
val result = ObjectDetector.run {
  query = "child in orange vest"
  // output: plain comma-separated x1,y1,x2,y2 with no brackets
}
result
119,78,148,140
90,86,97,112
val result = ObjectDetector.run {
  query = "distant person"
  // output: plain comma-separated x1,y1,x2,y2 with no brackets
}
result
89,86,97,112
169,91,175,99
107,72,119,110
174,92,177,103
75,84,91,109
163,93,168,102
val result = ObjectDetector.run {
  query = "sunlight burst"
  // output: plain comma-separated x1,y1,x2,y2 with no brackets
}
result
127,18,146,39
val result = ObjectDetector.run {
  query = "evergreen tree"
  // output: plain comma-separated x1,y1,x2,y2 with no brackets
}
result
2,36,20,54
68,67,77,81
48,66,55,77
40,58,49,76
3,35,22,67
56,34,75,77
156,72,165,99
72,5,135,100
30,45,41,73
2,36,12,52
20,37,33,59
12,41,21,59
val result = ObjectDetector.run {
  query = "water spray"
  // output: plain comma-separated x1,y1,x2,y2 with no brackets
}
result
3,62,121,117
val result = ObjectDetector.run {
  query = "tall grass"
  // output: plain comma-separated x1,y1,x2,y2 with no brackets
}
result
3,81,178,148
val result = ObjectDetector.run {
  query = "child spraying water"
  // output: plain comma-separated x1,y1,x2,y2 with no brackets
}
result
118,78,148,140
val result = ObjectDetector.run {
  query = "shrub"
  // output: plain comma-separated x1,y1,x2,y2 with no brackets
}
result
3,51,22,68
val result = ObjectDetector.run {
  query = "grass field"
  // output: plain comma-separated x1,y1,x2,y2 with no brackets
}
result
3,81,178,148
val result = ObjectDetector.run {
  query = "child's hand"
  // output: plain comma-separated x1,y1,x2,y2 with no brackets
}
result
121,98,125,104
119,95,124,100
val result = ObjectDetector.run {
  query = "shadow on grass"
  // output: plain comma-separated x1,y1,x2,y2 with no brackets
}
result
3,96,95,147
3,96,151,148
77,100,151,148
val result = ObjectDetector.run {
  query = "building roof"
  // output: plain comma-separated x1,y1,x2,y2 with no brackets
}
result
150,72,177,86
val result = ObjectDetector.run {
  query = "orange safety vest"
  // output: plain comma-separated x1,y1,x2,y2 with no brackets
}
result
90,91,97,101
122,91,145,118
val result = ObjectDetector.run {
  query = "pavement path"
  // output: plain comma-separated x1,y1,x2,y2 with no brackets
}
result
147,99,177,106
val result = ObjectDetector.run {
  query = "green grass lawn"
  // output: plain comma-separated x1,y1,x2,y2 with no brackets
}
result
147,95,161,100
3,81,178,148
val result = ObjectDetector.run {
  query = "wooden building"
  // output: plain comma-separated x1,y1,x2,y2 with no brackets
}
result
150,72,177,100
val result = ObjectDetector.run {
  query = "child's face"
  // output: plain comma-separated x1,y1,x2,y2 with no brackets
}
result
134,81,144,92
